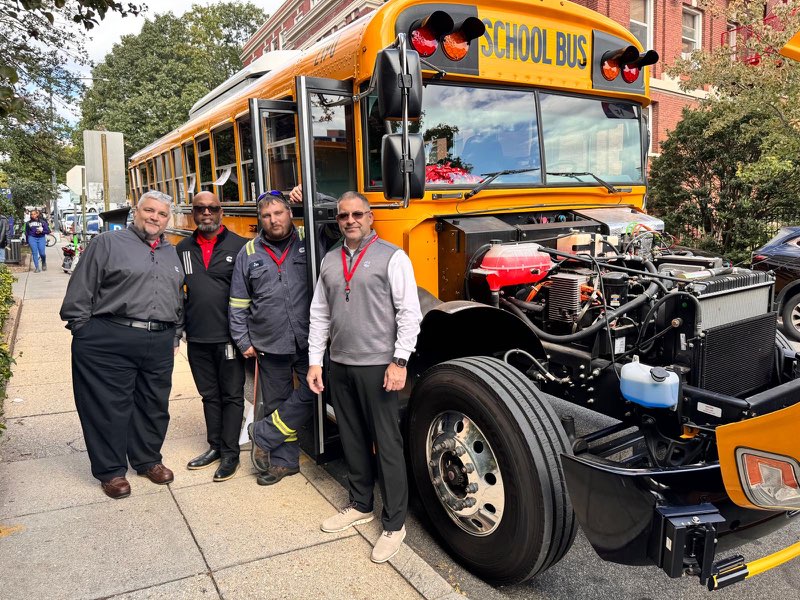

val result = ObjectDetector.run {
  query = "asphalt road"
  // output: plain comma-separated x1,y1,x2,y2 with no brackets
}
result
322,389,800,600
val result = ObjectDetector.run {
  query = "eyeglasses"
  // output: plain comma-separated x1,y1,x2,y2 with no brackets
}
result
257,190,287,202
192,205,222,214
335,210,371,222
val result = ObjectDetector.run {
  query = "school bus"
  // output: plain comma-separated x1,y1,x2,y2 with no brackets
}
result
129,0,800,589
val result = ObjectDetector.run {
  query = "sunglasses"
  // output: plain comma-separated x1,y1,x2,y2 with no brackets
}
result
335,210,371,222
192,205,222,214
257,190,287,202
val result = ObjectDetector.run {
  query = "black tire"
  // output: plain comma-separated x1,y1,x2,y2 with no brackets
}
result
781,294,800,342
408,356,575,586
45,233,56,247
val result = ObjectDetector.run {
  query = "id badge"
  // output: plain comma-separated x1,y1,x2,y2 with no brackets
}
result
224,343,236,360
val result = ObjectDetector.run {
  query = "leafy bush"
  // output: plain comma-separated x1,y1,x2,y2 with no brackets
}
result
0,265,16,435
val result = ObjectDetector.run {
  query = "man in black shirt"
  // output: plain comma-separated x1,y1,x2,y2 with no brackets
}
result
177,191,247,481
60,191,184,499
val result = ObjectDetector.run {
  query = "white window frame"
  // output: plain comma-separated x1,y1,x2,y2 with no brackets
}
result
629,0,654,50
681,7,702,58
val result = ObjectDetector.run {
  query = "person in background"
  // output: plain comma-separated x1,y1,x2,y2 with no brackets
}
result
0,212,8,263
25,208,49,272
308,191,422,564
177,191,248,482
60,191,183,500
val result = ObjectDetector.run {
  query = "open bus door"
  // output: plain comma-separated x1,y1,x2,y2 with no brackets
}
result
248,78,354,463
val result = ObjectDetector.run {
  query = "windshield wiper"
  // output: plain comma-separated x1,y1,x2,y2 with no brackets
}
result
546,171,619,193
464,167,541,200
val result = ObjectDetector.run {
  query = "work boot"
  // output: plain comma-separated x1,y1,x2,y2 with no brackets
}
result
256,464,298,486
371,525,406,563
248,422,270,473
321,502,374,532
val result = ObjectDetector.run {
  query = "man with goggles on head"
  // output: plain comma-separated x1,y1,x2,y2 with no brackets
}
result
177,191,248,482
229,190,314,485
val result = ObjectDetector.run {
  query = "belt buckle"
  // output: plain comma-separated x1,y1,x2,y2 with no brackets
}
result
146,321,153,332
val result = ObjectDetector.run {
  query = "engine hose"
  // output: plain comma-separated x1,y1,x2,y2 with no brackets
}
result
464,243,491,301
503,273,658,343
538,247,692,285
503,348,560,382
636,290,703,349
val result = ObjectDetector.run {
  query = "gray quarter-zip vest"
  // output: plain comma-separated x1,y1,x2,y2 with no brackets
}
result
318,232,400,366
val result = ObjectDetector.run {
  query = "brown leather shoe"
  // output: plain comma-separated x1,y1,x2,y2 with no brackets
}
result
101,476,131,499
138,463,174,485
256,464,299,486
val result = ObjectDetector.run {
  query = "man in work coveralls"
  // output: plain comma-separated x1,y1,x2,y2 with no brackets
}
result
229,191,313,485
178,191,248,481
60,191,183,499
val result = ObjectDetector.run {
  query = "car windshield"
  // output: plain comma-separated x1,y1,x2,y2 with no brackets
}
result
365,84,644,189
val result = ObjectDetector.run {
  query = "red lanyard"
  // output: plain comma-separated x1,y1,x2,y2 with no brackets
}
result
341,236,378,302
262,233,294,281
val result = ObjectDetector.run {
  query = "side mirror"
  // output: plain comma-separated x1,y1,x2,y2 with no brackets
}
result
382,134,425,200
375,47,422,120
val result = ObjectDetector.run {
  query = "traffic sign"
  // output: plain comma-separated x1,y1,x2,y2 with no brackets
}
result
66,165,85,196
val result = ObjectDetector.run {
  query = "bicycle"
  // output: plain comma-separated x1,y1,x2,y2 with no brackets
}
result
46,233,57,247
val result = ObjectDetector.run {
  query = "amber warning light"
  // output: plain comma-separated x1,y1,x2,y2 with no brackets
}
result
601,46,658,83
409,11,485,61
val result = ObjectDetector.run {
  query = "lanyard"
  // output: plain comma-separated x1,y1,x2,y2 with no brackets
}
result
262,232,294,281
341,236,378,302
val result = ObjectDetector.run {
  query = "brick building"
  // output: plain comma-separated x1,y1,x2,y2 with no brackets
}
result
240,0,765,155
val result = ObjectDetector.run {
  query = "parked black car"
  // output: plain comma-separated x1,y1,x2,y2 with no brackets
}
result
752,225,800,340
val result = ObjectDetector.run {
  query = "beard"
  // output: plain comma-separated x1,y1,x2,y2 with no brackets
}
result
196,221,219,233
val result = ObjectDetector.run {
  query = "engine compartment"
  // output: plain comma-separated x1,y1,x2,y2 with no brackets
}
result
437,208,799,471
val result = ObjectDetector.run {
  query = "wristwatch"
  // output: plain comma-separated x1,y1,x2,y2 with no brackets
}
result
392,356,408,368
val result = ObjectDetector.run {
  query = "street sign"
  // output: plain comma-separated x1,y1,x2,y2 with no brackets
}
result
83,130,125,210
66,165,85,196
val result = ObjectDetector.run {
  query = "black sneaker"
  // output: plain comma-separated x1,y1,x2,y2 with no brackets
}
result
248,422,270,474
213,457,240,482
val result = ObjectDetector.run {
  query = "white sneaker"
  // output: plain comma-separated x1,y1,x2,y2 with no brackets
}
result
371,525,406,563
321,502,374,532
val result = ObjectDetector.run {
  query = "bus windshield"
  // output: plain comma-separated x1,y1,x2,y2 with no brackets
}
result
366,84,644,189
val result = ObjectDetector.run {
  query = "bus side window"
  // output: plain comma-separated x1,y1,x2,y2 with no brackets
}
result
309,94,355,198
183,141,197,202
197,136,213,193
172,147,185,203
263,112,298,193
212,125,239,203
237,115,257,203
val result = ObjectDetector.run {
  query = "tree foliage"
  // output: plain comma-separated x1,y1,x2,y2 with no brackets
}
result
0,0,142,118
78,2,267,158
649,0,800,261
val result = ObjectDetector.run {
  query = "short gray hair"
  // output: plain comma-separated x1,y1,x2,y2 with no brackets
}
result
337,191,370,211
138,190,173,207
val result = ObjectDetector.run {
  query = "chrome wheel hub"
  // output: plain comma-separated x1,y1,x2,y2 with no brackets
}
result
426,411,505,536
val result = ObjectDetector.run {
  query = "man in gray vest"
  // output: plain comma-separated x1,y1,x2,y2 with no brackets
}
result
307,191,422,564
229,191,313,485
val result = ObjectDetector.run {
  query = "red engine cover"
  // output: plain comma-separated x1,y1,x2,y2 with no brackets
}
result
478,243,552,291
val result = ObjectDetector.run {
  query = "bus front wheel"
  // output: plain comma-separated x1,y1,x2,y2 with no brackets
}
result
407,356,576,586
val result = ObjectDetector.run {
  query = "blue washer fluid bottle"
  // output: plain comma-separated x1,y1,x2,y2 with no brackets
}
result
620,356,680,409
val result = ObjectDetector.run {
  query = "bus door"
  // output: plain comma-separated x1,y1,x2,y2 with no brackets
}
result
249,78,356,463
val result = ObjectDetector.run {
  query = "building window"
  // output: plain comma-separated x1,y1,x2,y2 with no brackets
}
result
629,0,652,49
682,8,702,57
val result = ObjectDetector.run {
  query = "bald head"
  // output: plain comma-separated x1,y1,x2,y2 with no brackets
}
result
192,191,223,236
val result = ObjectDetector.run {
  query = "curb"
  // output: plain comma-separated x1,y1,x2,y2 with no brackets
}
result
300,457,462,600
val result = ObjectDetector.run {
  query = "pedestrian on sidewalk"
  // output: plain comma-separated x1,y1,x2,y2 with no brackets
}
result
307,191,422,563
0,211,8,263
229,190,313,486
59,191,184,500
178,191,247,482
25,208,49,272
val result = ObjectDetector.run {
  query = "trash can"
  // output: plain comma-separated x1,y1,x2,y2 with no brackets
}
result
5,238,21,264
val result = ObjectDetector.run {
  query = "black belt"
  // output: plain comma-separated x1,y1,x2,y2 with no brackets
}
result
104,316,175,332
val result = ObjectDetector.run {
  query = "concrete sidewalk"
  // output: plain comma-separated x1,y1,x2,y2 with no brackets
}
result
0,240,459,600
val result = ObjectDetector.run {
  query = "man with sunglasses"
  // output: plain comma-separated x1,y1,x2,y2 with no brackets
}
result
229,190,314,485
177,191,248,481
308,191,422,564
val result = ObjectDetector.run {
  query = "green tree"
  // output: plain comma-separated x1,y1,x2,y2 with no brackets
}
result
650,0,800,260
78,2,267,158
1,1,142,118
